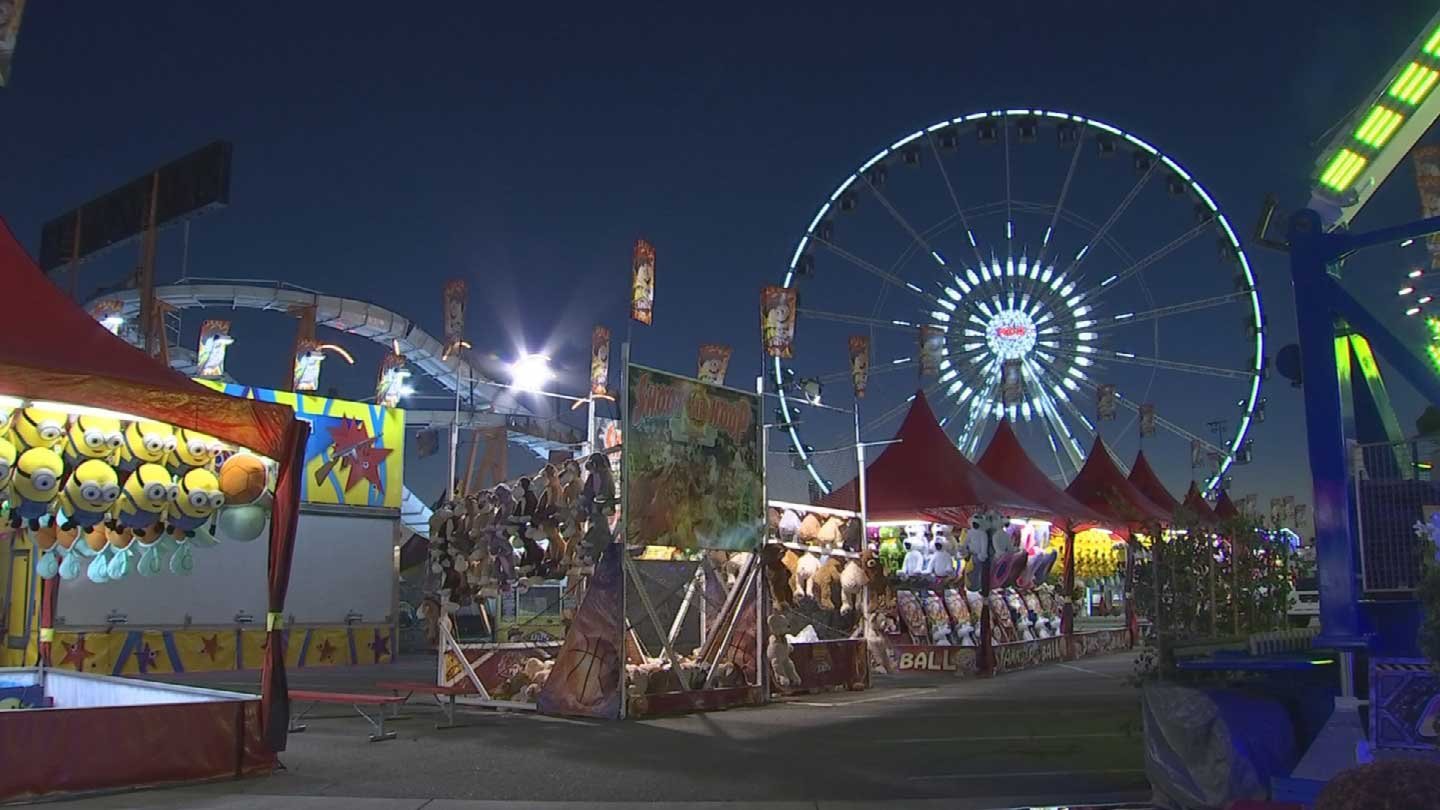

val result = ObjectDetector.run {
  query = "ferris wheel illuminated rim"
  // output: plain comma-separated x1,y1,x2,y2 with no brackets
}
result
775,108,1265,496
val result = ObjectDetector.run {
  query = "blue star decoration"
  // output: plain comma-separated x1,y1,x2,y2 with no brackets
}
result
135,642,159,674
368,630,391,663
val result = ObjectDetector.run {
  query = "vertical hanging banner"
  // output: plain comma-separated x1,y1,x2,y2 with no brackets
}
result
590,325,612,398
442,279,469,358
760,285,798,358
1413,145,1440,269
1190,439,1204,468
376,351,408,408
631,239,656,325
1270,497,1285,526
1001,359,1023,405
1139,403,1156,437
1096,384,1117,421
293,339,324,392
1241,493,1258,517
1294,503,1309,530
196,320,233,379
0,0,27,87
696,343,732,385
918,325,944,376
625,364,763,551
848,335,870,398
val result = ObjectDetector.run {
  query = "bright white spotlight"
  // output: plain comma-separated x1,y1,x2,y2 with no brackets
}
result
509,353,554,393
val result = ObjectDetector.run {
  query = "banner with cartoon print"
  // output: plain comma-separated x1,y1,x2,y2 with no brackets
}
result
631,240,655,325
196,320,232,379
848,335,869,398
760,285,797,358
590,325,612,397
696,343,731,385
625,365,762,551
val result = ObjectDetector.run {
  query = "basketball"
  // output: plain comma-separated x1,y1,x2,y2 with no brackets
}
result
219,454,268,505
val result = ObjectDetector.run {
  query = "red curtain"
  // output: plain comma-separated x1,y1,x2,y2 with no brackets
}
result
259,420,309,752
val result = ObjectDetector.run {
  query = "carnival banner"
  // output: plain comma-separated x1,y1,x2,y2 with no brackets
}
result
760,285,797,358
1096,384,1117,421
1413,145,1440,269
1139,403,1156,437
919,325,944,376
1001,359,1023,405
696,344,732,385
376,351,408,408
625,365,763,551
0,0,26,87
848,335,869,398
590,325,612,398
196,380,405,509
293,339,324,392
196,320,232,379
537,545,623,719
631,239,656,325
442,279,468,356
1190,439,1204,468
89,300,123,335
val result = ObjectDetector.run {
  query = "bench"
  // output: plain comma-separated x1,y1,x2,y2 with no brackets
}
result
374,680,471,729
287,689,407,742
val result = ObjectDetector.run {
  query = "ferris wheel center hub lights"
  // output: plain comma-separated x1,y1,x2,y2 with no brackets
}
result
985,310,1038,360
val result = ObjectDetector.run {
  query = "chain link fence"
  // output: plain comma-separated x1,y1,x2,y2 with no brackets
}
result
1353,436,1440,593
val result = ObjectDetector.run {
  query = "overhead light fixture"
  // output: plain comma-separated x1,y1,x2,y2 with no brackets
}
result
1403,239,1417,248
1410,268,1424,278
508,353,554,394
1407,306,1422,316
1399,286,1415,295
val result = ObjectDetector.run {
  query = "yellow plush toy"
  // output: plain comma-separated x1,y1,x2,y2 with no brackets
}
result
116,420,176,474
165,428,222,475
10,447,64,530
166,467,224,536
63,415,125,467
113,463,173,535
58,458,121,532
12,407,66,454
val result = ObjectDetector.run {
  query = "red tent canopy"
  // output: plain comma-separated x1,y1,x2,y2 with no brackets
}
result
0,218,295,459
820,392,1049,521
975,420,1111,528
1181,481,1220,528
1128,451,1181,516
1065,436,1170,530
1213,489,1241,521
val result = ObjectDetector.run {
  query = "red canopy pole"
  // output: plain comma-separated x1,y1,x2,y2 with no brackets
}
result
260,420,309,752
1124,530,1138,648
1061,522,1076,659
36,576,58,666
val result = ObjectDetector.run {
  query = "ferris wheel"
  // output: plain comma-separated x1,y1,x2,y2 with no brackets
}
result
775,109,1265,495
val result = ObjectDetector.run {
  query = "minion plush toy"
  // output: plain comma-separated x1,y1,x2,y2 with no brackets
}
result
64,415,125,468
0,436,16,495
12,407,66,454
116,420,175,474
113,463,174,536
167,467,224,536
58,459,121,532
165,429,222,475
10,447,64,530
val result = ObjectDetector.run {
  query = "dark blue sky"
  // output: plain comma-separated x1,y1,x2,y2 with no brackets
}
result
4,2,1438,514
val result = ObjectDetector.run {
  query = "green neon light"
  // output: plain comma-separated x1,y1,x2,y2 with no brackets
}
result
1427,316,1440,372
1424,25,1440,58
1389,62,1440,105
1354,105,1405,148
1319,149,1368,192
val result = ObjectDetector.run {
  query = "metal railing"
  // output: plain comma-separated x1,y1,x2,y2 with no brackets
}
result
1352,436,1439,593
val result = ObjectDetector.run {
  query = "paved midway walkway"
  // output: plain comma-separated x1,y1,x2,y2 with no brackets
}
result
56,652,1148,809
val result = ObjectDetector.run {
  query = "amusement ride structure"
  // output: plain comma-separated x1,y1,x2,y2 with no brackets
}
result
774,109,1265,496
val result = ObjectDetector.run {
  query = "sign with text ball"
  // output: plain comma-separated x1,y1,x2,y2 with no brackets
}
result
624,365,763,552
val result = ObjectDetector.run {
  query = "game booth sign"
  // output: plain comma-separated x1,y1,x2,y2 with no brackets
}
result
0,218,308,801
815,394,1135,678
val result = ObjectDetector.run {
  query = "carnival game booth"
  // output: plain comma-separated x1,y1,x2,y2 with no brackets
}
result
0,218,308,801
819,393,1086,675
975,421,1132,661
1063,436,1172,646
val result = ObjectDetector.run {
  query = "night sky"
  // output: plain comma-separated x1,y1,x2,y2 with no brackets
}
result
4,2,1439,517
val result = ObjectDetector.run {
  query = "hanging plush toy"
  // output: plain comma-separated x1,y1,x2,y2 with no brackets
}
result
165,429,222,475
63,415,124,468
113,463,174,536
166,467,224,536
0,436,15,503
12,407,66,454
58,458,121,532
10,447,63,530
116,420,176,474
900,523,929,578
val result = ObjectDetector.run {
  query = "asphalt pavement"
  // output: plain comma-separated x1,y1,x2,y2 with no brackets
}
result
54,651,1150,809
